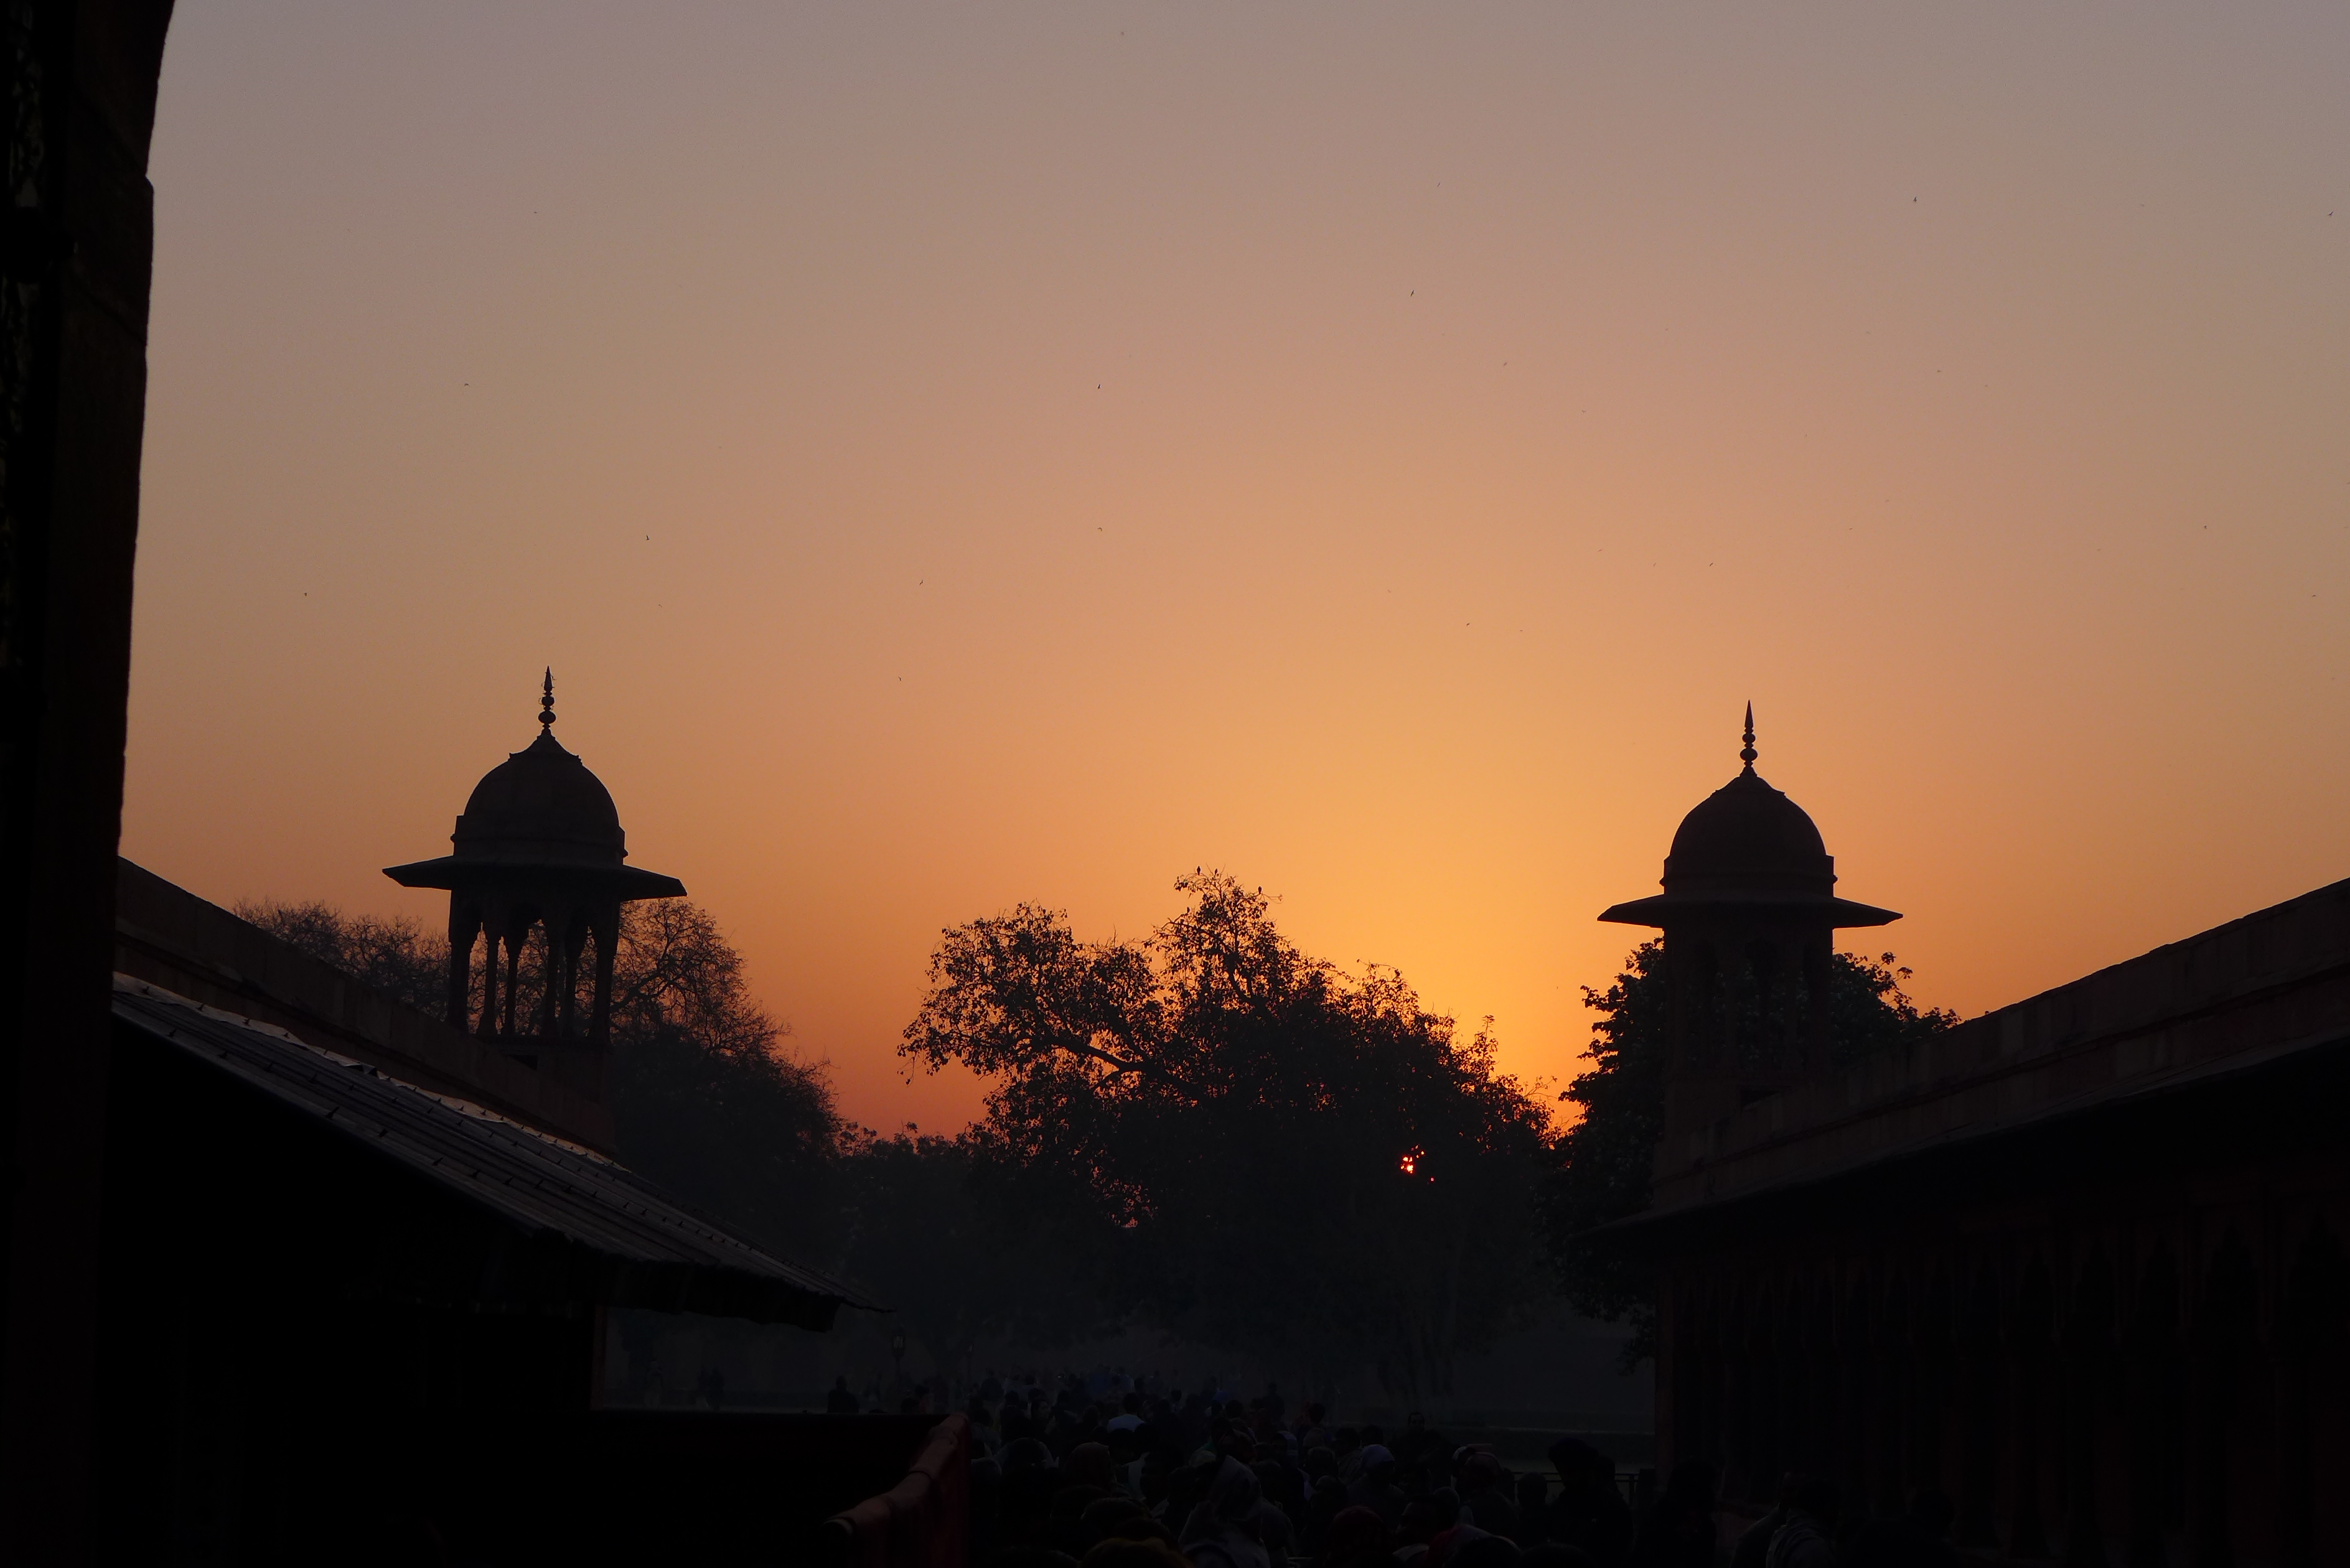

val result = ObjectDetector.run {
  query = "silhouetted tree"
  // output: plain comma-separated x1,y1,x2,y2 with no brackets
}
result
238,897,842,1261
1543,940,1956,1358
902,871,1554,1405
235,899,446,1010
600,900,843,1261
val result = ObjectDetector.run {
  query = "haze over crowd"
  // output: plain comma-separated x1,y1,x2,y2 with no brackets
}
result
121,2,2350,1129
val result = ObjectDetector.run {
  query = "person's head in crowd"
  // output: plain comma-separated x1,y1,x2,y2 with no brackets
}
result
1305,1446,1338,1481
1334,1427,1362,1460
1360,1445,1397,1481
1138,1449,1176,1508
1460,1454,1507,1496
1080,1539,1187,1568
1046,1485,1104,1557
1064,1442,1116,1493
1431,1516,1496,1566
1100,1518,1176,1551
1514,1549,1598,1568
1164,1457,1217,1526
1253,1458,1301,1514
1320,1504,1393,1568
1051,1484,1106,1523
1398,1491,1456,1548
1208,1455,1262,1520
1451,1535,1522,1568
1181,1453,1266,1557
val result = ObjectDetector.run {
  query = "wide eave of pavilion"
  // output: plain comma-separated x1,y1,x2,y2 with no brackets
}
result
1597,891,1902,928
383,854,686,901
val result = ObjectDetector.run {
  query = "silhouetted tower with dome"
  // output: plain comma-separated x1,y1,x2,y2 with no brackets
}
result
384,672,685,1093
1600,706,1898,1157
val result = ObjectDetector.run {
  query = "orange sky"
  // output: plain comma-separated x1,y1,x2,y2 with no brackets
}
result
123,4,2350,1132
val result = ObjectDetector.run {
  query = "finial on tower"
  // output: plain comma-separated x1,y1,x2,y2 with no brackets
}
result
539,668,556,732
1739,702,1757,772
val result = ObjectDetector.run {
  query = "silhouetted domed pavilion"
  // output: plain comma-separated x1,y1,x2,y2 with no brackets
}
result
1601,706,1897,925
1600,706,1896,1140
385,672,683,1081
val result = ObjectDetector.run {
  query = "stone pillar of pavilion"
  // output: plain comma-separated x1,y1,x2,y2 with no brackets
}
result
383,672,685,1101
1599,706,1899,1167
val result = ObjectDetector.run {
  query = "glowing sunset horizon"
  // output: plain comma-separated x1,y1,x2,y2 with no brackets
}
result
123,4,2350,1132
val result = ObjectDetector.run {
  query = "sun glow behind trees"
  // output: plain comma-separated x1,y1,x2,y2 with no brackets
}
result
903,872,1553,1402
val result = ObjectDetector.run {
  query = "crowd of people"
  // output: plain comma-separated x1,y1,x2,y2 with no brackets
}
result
943,1373,1964,1568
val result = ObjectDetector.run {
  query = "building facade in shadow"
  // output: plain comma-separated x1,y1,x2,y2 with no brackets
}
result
1603,719,2349,1565
91,706,961,1562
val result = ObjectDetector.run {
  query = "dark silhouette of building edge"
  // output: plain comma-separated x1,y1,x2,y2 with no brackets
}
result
0,6,179,1557
1600,712,2350,1563
0,14,956,1547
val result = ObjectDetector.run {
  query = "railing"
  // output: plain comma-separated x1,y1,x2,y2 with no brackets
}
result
821,1412,971,1568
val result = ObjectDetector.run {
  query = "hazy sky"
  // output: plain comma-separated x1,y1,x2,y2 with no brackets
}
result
126,3,2350,1131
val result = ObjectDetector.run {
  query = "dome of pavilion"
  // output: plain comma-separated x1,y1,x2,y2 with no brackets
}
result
452,730,626,867
1598,705,1898,930
1662,768,1833,900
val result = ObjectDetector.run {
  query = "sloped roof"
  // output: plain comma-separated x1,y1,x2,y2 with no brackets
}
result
113,976,871,1329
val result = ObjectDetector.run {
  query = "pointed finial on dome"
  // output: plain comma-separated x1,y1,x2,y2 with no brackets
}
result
1739,702,1757,772
539,668,556,732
